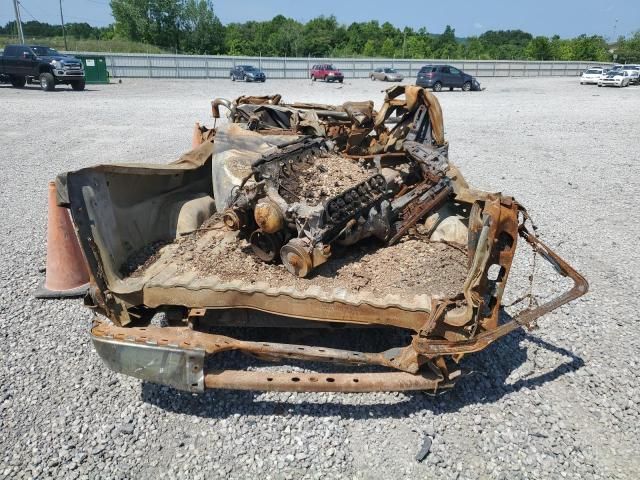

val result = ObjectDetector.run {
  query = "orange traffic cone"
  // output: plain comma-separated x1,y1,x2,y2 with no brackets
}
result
35,181,90,299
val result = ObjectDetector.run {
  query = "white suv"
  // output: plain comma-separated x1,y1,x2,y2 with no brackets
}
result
622,66,640,84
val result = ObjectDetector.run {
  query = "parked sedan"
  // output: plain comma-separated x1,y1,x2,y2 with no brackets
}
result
580,68,605,85
598,70,631,88
230,65,266,82
416,64,481,92
370,67,404,82
621,66,640,84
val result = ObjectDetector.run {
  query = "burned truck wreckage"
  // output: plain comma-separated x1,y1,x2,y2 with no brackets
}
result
58,85,587,393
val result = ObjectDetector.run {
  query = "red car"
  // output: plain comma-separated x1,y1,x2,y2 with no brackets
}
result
310,64,344,83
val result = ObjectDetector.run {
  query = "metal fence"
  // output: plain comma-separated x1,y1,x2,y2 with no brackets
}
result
74,53,612,79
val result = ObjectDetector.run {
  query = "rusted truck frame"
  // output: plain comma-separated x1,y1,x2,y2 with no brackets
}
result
58,86,587,393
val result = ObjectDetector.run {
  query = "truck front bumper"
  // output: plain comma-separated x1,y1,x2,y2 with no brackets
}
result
90,319,456,394
54,70,85,80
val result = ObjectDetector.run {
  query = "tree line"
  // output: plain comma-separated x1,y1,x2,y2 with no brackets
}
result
1,1,639,62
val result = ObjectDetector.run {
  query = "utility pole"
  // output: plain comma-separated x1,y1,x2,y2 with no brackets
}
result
12,0,25,44
403,30,407,58
59,0,68,50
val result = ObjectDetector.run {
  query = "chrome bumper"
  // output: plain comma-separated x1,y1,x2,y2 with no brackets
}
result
54,70,85,79
92,333,205,392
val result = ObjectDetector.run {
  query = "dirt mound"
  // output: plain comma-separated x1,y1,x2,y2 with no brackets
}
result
153,220,470,299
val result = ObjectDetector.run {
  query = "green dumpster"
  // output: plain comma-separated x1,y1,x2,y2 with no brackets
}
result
76,55,109,84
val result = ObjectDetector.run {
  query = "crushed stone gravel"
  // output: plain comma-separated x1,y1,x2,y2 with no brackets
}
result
1,77,639,480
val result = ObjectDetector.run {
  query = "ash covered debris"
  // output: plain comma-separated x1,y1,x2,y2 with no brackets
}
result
60,84,588,394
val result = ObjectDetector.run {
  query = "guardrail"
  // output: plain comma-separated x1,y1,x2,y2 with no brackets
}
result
63,52,615,79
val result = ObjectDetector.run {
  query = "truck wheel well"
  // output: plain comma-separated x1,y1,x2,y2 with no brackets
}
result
39,65,53,74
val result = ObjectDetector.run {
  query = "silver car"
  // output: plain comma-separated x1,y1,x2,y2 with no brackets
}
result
622,66,640,84
370,67,404,82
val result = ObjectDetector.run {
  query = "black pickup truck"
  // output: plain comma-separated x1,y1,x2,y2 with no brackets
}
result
0,44,85,91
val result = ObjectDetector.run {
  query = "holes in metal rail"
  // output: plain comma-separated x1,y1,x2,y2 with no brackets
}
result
291,377,300,382
487,264,505,282
498,232,514,251
488,296,498,310
326,377,335,383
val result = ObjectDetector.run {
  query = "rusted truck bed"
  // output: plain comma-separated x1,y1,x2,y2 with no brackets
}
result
122,224,468,330
59,86,587,394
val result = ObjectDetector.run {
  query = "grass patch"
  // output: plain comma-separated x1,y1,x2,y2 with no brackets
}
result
0,36,167,54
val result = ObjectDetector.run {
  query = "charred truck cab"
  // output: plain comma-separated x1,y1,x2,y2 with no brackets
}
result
56,86,587,394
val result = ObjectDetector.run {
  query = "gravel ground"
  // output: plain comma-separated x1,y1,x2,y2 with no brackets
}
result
1,76,639,479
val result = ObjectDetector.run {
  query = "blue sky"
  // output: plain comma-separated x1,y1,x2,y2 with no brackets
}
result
2,0,638,39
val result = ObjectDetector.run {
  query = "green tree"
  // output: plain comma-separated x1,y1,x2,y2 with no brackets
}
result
570,34,608,61
181,0,224,54
461,37,490,59
266,15,303,57
381,37,395,57
404,33,432,59
148,0,182,50
110,0,151,43
433,25,457,58
525,36,553,60
479,30,532,58
550,35,572,60
363,39,377,57
301,15,340,56
615,31,640,63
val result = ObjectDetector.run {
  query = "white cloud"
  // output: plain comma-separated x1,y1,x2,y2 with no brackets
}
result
473,22,483,30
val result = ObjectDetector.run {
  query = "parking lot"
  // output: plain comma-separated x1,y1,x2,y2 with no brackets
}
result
1,77,639,479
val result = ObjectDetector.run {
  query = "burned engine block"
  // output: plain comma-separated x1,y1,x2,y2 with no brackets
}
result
222,113,453,277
